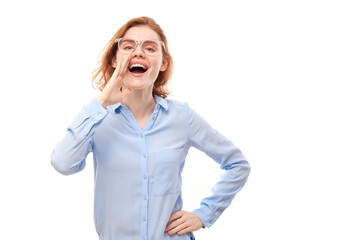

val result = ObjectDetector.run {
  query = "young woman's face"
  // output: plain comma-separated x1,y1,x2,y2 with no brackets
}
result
112,26,167,91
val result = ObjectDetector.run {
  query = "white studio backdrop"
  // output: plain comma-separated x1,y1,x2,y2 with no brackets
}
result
0,0,359,239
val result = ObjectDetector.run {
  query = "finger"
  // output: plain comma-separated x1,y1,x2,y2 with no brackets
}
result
112,57,122,75
118,54,131,77
118,55,131,89
167,221,189,236
176,226,192,235
112,54,129,79
167,211,184,223
165,217,185,232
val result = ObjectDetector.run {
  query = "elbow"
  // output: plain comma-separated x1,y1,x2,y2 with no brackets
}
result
238,158,251,180
235,159,251,189
244,160,251,178
51,150,77,176
224,158,251,182
51,161,71,176
224,158,250,173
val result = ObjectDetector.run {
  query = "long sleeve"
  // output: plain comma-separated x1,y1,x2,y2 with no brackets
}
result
51,97,108,175
187,105,251,228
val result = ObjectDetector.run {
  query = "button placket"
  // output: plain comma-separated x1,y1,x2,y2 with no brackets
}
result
143,105,160,132
139,131,149,240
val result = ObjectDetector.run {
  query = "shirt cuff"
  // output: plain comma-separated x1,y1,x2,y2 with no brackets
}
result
84,97,108,116
192,208,215,228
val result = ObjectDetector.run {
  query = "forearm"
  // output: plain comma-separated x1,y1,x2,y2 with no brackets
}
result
51,97,108,175
187,104,251,228
193,155,250,228
51,131,92,175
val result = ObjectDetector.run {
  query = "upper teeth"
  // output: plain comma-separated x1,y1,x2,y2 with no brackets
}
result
130,63,146,69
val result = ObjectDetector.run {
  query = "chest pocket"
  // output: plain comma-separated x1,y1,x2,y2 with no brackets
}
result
152,147,184,196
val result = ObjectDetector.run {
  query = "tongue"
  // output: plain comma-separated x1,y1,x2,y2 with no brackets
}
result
133,69,144,73
130,67,146,73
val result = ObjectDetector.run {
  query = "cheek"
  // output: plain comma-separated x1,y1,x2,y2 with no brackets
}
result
150,59,163,72
147,63,162,81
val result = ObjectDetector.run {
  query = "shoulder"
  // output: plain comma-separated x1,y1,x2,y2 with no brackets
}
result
166,98,189,110
156,96,190,113
156,96,203,121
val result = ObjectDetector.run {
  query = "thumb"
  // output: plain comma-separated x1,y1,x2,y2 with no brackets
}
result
121,87,131,97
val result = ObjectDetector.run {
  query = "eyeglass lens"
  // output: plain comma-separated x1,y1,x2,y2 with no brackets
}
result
118,39,161,55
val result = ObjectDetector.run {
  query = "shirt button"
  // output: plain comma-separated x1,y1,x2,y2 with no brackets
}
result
156,105,159,109
143,154,147,158
143,217,146,221
152,116,156,120
140,133,144,138
143,195,147,200
143,175,147,180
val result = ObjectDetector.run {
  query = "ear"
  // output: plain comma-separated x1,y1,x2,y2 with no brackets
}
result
160,57,168,72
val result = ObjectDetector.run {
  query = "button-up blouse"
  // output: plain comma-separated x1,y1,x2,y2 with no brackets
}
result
51,96,250,240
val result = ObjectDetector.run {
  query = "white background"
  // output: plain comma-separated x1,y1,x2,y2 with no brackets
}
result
0,0,359,239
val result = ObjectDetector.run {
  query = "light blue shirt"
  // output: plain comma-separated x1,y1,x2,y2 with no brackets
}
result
51,96,250,240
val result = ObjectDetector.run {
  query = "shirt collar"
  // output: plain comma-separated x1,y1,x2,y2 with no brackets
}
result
154,95,168,111
109,95,168,114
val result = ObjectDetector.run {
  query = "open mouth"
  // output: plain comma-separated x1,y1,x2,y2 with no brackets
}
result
128,63,148,73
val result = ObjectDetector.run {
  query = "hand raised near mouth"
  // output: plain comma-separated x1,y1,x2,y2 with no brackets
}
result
97,54,131,108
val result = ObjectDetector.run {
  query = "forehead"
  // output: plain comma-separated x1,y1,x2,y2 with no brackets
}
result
123,26,161,41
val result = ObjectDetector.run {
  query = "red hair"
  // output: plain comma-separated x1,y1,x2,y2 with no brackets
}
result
92,16,173,98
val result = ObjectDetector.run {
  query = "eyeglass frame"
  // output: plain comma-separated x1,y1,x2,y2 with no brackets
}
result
115,38,166,54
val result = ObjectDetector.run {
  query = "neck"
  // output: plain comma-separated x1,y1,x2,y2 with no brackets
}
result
121,88,156,118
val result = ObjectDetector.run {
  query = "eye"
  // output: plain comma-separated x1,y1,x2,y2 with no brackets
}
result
119,39,136,52
144,47,155,52
143,41,159,53
124,45,134,50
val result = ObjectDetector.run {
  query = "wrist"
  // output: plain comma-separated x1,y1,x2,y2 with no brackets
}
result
97,95,109,109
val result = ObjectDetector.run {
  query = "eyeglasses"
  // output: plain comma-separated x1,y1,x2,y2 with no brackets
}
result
115,38,166,55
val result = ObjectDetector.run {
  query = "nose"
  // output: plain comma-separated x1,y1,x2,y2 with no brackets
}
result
131,42,145,58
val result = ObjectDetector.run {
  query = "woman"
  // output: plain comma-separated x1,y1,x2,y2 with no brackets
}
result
51,16,250,240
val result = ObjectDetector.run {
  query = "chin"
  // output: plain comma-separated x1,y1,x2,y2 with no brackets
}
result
125,80,150,91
